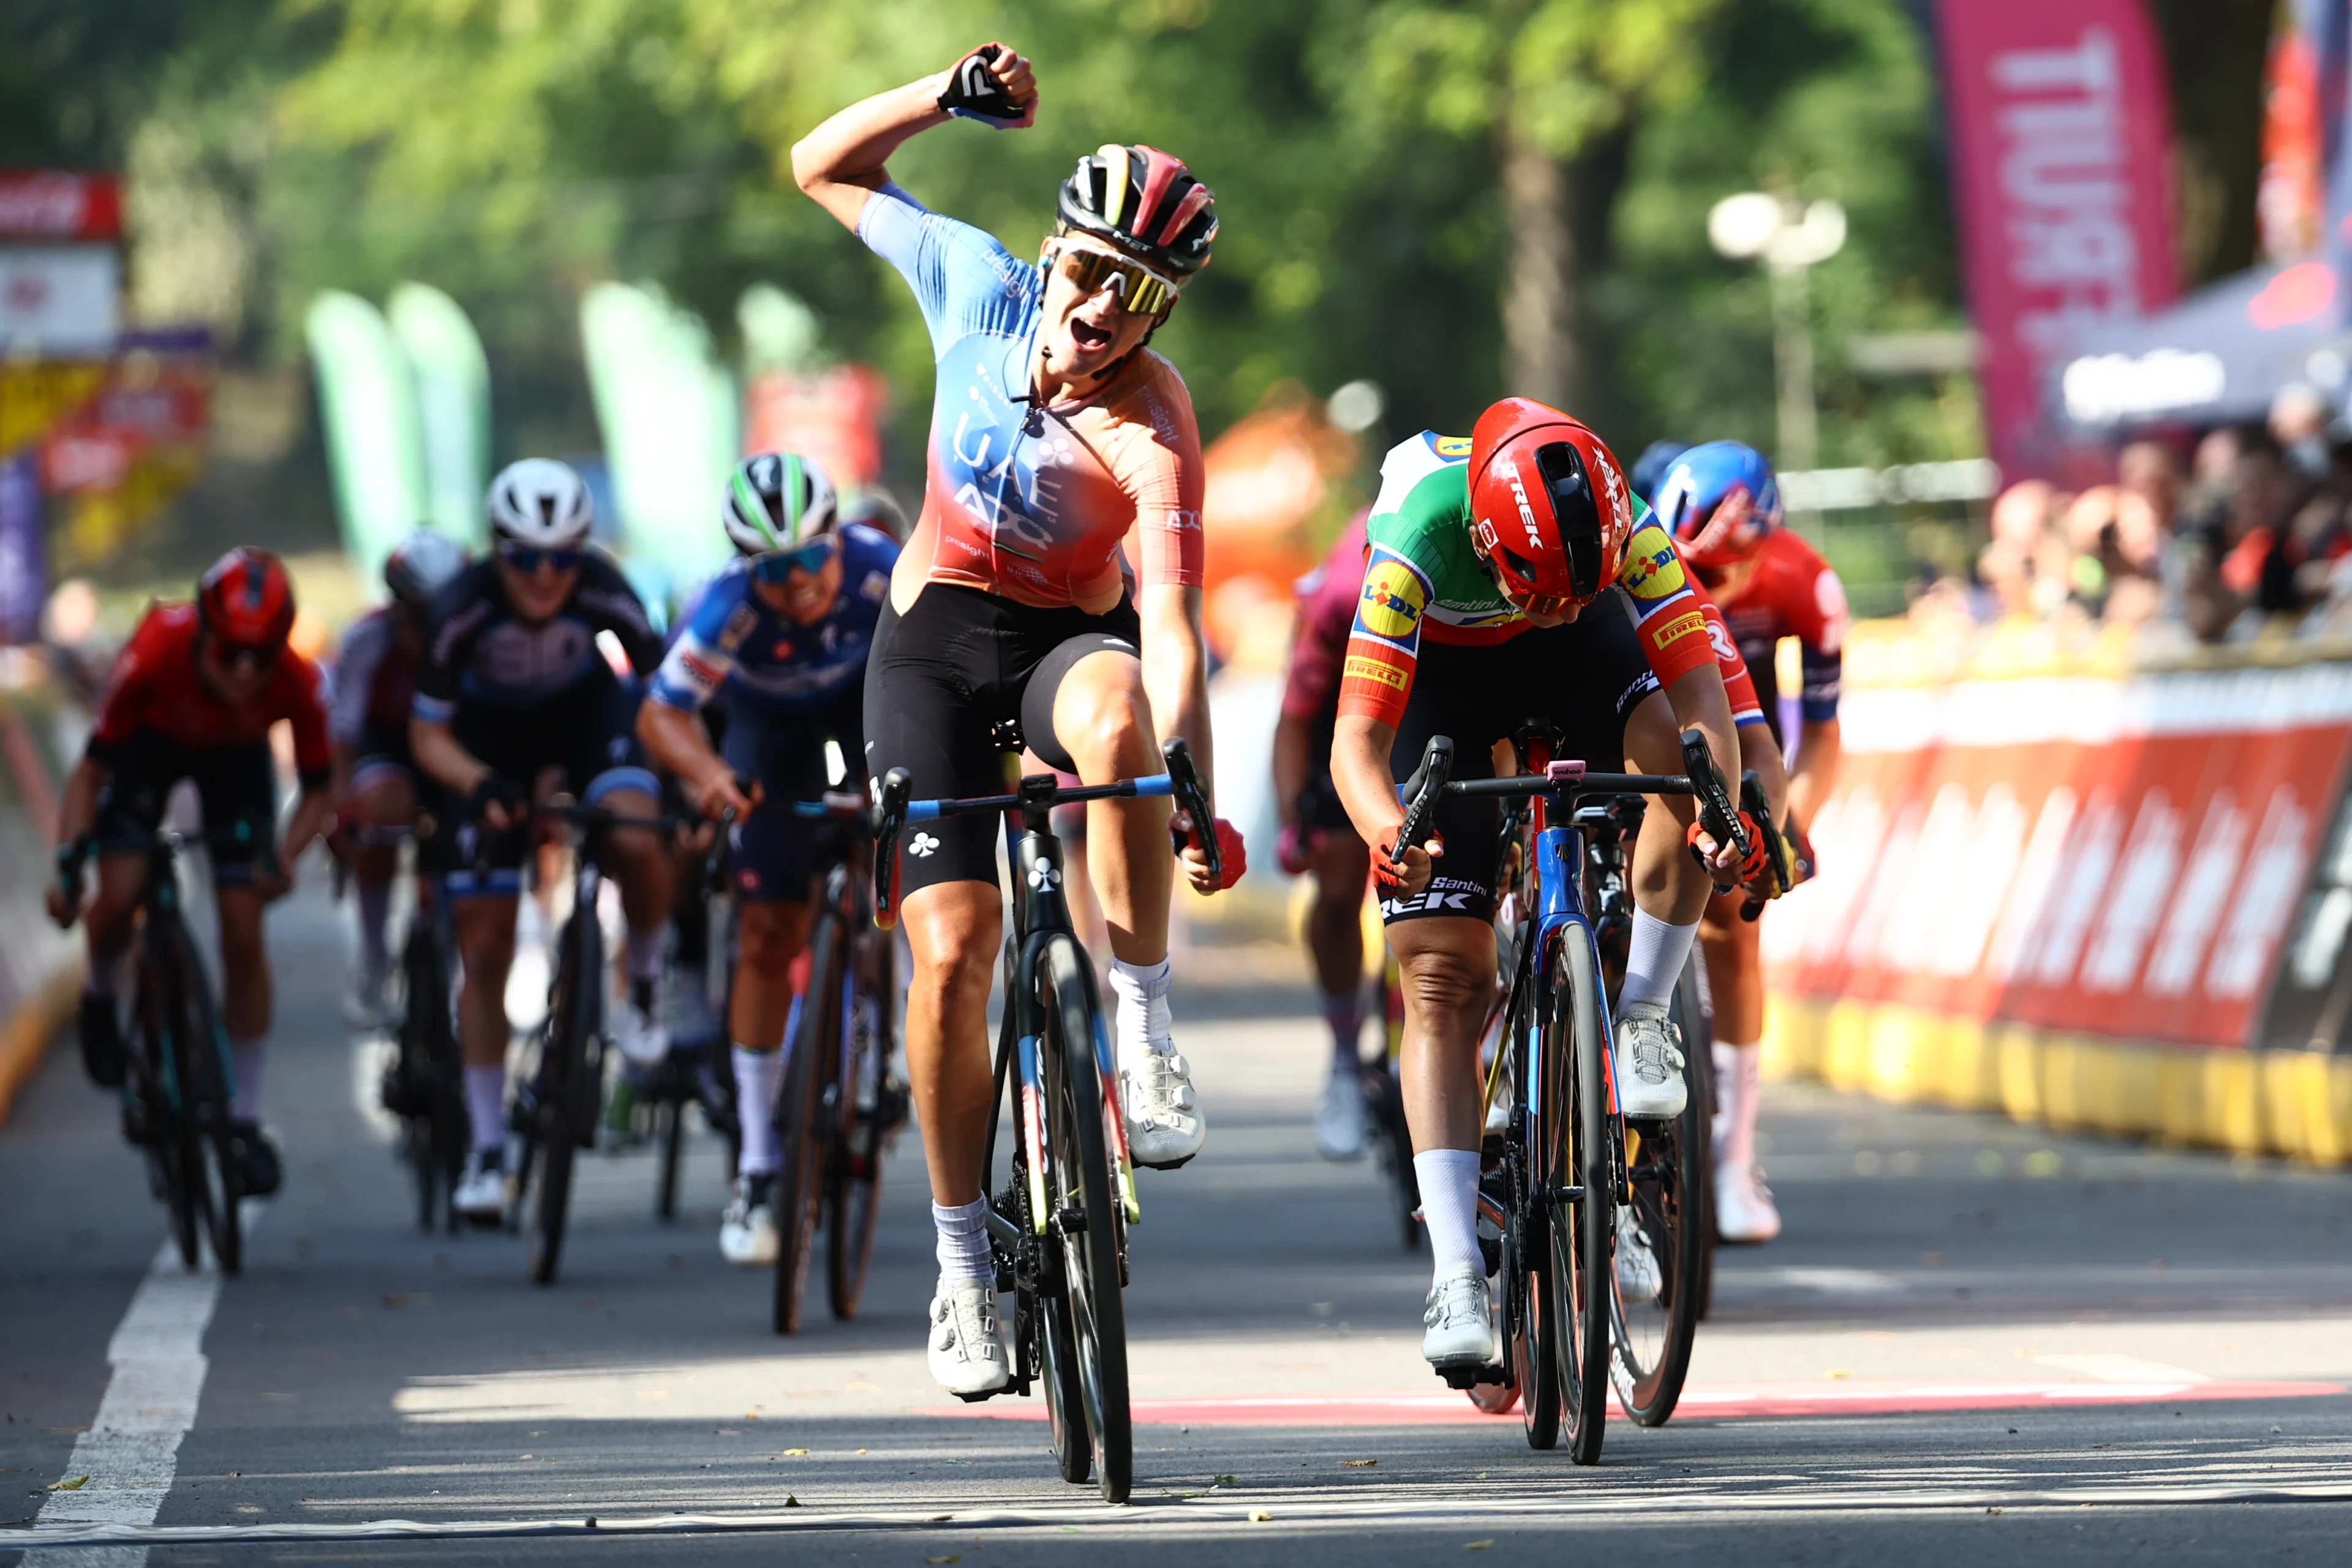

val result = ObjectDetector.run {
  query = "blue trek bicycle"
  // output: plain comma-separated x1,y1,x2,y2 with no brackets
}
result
872,734,1221,1506
1395,725,1748,1464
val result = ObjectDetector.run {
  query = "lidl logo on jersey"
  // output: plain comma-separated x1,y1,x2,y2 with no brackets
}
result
1356,552,1428,645
1431,435,1472,459
1620,525,1687,601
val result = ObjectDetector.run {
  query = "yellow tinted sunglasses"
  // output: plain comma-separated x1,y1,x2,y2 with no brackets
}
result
1053,244,1180,315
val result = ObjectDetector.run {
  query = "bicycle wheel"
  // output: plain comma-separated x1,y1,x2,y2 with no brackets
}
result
1548,935,1612,1465
1675,957,1717,1322
656,1085,686,1222
529,905,602,1286
828,925,894,1320
1608,1107,1703,1425
133,934,202,1270
165,918,241,1275
394,923,441,1231
1036,935,1131,1504
773,914,840,1335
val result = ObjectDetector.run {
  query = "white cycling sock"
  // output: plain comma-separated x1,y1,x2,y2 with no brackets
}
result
733,1045,785,1176
356,878,393,971
932,1196,994,1284
1320,990,1363,1068
1108,956,1172,1065
1414,1148,1484,1280
1714,1041,1761,1169
229,1037,264,1124
625,929,664,985
1619,911,1697,1011
464,1065,507,1155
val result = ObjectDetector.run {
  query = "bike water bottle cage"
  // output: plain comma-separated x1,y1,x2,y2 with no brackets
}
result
939,43,1024,122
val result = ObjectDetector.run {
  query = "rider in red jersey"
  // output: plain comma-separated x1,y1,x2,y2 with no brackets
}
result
48,549,337,1197
1654,441,1845,1245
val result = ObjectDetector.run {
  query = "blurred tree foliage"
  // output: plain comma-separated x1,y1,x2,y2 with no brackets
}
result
5,0,2057,497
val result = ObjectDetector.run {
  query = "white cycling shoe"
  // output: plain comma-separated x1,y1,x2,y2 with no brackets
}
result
1314,1063,1366,1161
719,1174,778,1267
613,976,671,1068
1114,978,1204,1169
1615,1205,1662,1302
1422,1265,1499,1371
1716,1160,1782,1243
1613,1002,1688,1120
929,1276,1011,1399
453,1148,507,1226
343,960,390,1030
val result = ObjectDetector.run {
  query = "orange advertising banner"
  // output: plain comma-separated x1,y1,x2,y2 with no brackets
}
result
1763,665,2352,1051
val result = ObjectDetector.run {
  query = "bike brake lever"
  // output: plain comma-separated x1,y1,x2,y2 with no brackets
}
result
872,769,911,929
1679,728,1749,892
1393,735,1454,864
1163,737,1221,886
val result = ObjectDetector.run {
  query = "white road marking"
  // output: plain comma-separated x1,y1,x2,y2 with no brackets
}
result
13,1474,2352,1550
25,1211,260,1568
2032,1352,2214,1384
1750,1266,1909,1295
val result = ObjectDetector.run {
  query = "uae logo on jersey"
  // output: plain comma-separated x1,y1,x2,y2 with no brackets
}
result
1356,553,1427,644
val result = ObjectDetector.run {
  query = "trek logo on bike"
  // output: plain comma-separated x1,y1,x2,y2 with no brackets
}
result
1379,876,1483,918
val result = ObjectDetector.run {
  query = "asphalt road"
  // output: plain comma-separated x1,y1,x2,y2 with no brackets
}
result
4,877,2350,1566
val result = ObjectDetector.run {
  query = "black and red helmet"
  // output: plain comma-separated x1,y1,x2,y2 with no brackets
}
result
197,546,296,652
1056,144,1218,277
1466,399,1636,616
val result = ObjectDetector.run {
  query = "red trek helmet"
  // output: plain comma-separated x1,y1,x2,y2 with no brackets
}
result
197,546,297,652
1466,398,1637,616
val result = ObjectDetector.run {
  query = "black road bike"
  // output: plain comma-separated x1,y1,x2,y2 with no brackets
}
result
1397,728,1746,1463
57,830,249,1273
768,790,907,1333
360,823,469,1235
873,735,1221,1506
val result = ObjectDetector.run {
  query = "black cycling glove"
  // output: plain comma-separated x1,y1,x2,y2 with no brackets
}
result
469,774,527,819
938,44,1026,125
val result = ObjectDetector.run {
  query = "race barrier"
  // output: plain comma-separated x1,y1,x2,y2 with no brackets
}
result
1763,627,2352,1164
0,667,83,1126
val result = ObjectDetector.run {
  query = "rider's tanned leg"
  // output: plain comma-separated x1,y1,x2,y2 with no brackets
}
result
902,880,1003,1207
1053,650,1170,963
1388,914,1494,1155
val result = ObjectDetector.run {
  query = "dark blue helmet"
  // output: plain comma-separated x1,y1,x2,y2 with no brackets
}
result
1629,440,1689,507
1652,440,1782,569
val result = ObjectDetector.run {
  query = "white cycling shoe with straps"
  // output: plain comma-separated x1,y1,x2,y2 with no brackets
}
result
1716,1160,1783,1243
1613,1002,1689,1120
929,1276,1012,1399
1113,967,1205,1169
1422,1265,1500,1371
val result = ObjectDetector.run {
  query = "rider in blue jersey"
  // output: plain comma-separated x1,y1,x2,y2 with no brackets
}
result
639,451,899,1267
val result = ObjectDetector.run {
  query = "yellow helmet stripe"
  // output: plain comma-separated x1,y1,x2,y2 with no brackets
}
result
1096,143,1132,229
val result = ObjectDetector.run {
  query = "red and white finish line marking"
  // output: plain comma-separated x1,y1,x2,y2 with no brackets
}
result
925,1378,2340,1427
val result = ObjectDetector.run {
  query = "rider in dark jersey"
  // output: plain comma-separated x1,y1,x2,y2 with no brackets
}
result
328,529,468,1027
410,459,673,1224
50,549,336,1199
640,451,900,1268
795,42,1243,1396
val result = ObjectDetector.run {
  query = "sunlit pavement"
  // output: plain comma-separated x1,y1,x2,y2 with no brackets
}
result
3,881,2349,1564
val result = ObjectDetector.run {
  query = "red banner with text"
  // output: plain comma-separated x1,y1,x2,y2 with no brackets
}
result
1933,0,2178,481
1764,665,2352,1052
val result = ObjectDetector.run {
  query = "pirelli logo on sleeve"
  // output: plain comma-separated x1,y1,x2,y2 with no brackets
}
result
1655,610,1707,647
1344,654,1409,690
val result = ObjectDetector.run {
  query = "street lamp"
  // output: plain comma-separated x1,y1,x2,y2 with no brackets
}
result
1708,192,1845,478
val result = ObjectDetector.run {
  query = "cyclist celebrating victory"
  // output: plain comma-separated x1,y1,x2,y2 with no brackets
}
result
330,529,469,1027
51,548,336,1197
410,459,673,1223
1654,440,1845,1245
794,42,1243,1396
639,450,900,1267
1330,400,1758,1381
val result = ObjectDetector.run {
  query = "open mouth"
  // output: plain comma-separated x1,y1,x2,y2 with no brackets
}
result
1069,317,1113,353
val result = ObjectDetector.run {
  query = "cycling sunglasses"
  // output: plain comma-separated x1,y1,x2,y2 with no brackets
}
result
211,640,281,674
497,542,582,575
1052,244,1180,316
752,534,838,582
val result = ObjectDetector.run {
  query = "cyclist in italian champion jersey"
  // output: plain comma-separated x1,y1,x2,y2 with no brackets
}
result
1330,400,1766,1379
795,42,1243,1397
639,451,900,1268
328,529,469,1028
410,459,676,1224
1654,440,1847,1245
49,548,337,1199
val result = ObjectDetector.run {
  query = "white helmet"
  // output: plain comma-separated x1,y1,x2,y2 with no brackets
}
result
722,451,839,558
383,528,469,605
486,458,594,549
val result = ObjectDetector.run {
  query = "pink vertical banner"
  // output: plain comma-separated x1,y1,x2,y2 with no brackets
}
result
1934,1,2179,481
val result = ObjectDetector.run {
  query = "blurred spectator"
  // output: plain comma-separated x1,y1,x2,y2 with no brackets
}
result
1978,479,2073,618
2185,427,2310,638
2271,382,2333,480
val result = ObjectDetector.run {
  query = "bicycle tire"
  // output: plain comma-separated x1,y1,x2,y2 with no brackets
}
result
827,926,892,1321
657,1092,686,1222
423,937,467,1237
1368,1065,1419,1250
135,925,202,1271
396,923,442,1232
1608,1112,1703,1426
1551,935,1611,1465
529,905,601,1286
773,914,840,1335
165,916,241,1275
1037,935,1131,1504
1675,958,1718,1322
